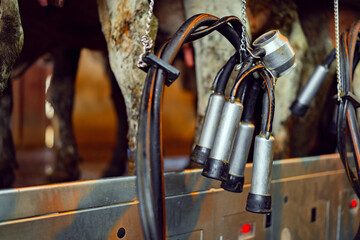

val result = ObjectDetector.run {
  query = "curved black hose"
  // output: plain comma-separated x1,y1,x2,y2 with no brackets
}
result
335,21,360,240
260,89,270,135
338,100,360,197
230,62,275,135
238,77,250,103
211,67,225,91
260,70,275,134
214,53,238,94
150,74,166,240
241,77,262,123
337,24,359,183
323,49,336,68
189,16,245,50
347,104,360,178
230,56,263,98
136,13,249,240
136,67,162,240
337,99,348,163
136,41,170,240
150,15,228,236
190,24,240,50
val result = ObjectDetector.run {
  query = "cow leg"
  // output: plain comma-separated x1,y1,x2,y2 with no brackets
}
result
0,0,24,92
97,0,157,175
102,65,128,177
0,80,17,188
47,48,81,182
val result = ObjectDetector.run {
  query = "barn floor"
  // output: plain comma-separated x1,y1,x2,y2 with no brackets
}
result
13,147,189,188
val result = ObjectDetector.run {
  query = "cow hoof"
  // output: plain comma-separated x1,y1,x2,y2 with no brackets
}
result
0,166,15,189
102,163,126,178
47,168,80,183
47,163,80,183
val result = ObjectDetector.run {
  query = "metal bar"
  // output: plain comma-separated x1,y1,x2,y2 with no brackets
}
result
0,154,346,222
0,155,357,239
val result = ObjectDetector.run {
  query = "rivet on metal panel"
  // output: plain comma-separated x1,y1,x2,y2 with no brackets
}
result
117,227,126,239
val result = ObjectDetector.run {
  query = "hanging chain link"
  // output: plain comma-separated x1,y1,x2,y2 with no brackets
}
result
137,0,155,69
240,0,248,53
334,0,342,102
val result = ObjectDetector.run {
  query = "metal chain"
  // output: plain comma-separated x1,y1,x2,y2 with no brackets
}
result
137,0,155,69
334,0,342,102
240,0,247,52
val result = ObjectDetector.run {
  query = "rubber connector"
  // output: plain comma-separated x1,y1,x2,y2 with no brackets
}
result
246,193,272,214
190,145,211,165
290,100,309,117
221,174,244,193
142,52,180,86
202,158,228,181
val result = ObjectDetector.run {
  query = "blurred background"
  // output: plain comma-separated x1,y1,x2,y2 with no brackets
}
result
11,49,197,187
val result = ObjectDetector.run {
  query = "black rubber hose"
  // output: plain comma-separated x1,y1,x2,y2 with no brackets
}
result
260,88,270,136
323,49,336,68
338,101,360,197
211,67,225,91
231,64,275,135
189,16,245,50
348,21,360,78
238,77,251,103
214,53,238,94
188,22,240,50
336,21,360,208
163,14,240,63
336,32,349,167
190,16,244,37
337,100,348,162
260,70,275,134
149,16,206,238
230,63,257,102
347,22,360,176
321,21,360,240
230,57,263,99
136,41,169,240
139,13,247,240
337,31,352,168
149,77,166,240
189,20,241,50
136,67,162,240
241,77,262,123
347,104,360,177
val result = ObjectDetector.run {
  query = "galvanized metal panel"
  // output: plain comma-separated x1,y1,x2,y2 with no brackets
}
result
0,202,141,240
0,154,345,222
0,154,358,240
0,177,138,222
